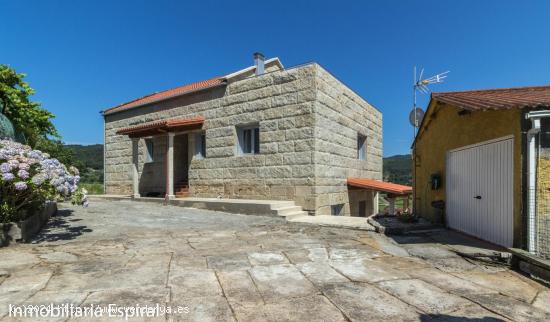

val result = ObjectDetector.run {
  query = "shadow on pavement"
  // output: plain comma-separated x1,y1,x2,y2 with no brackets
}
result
31,208,92,243
420,314,505,321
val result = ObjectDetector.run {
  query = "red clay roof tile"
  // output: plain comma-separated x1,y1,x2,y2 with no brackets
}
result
103,77,225,115
116,116,205,137
347,178,412,195
432,85,550,111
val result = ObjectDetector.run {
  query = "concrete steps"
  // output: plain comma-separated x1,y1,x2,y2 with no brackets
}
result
90,195,309,219
271,205,309,220
175,181,189,198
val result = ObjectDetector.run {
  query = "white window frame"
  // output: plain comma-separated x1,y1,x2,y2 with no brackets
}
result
237,124,260,155
194,132,206,159
145,138,154,163
357,133,367,161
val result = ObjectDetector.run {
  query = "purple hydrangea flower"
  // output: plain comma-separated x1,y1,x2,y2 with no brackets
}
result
0,163,11,173
17,169,29,179
18,163,30,171
31,174,46,186
2,173,14,181
14,181,27,191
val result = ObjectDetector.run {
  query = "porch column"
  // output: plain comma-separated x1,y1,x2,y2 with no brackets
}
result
166,132,175,199
388,196,396,215
131,137,140,198
373,191,379,214
403,196,410,211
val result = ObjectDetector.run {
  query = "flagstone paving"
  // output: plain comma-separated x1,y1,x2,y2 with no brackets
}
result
0,200,549,321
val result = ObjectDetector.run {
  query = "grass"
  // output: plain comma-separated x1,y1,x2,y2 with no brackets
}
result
79,182,104,195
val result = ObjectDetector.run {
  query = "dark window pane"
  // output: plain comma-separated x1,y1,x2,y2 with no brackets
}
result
331,204,344,216
357,134,366,160
253,128,260,154
146,139,154,162
200,134,206,157
243,129,252,153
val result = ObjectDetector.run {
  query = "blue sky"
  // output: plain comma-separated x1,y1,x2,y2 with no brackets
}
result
1,1,550,156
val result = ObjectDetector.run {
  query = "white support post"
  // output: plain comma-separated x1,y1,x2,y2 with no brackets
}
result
373,191,380,215
131,138,140,198
166,133,175,200
403,196,409,212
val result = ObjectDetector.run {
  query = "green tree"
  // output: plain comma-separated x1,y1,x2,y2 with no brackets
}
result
35,138,78,167
0,64,58,146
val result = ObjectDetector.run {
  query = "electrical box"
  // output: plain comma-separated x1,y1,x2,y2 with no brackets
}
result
430,173,441,190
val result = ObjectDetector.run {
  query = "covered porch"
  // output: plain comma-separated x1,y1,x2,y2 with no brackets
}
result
116,117,205,199
347,178,413,215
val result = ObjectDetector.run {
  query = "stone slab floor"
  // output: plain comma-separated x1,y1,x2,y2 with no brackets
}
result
0,200,549,322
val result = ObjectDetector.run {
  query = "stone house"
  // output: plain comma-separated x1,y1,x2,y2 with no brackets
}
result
412,85,550,259
102,54,383,216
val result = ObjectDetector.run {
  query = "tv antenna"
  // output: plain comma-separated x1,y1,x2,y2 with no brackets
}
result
410,67,449,137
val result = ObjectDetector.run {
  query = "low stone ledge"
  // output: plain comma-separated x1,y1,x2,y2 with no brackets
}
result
510,248,550,284
367,214,442,235
0,201,57,246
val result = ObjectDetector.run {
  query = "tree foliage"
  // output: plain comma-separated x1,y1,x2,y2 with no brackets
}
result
0,64,58,147
35,138,76,167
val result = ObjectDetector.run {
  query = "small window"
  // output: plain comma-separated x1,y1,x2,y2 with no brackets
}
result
237,125,260,155
331,204,344,216
357,134,367,160
195,132,206,159
145,139,154,163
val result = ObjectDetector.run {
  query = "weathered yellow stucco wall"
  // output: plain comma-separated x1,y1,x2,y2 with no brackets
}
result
537,157,550,258
413,102,523,246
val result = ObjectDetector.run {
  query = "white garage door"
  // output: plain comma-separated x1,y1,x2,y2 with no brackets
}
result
446,136,513,247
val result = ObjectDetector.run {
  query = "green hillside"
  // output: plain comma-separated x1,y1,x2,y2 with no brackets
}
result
383,154,412,186
65,144,103,184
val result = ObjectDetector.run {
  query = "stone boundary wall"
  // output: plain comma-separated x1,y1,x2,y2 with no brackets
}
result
0,201,57,246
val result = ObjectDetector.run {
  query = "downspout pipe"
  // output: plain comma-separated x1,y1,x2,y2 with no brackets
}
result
525,110,550,253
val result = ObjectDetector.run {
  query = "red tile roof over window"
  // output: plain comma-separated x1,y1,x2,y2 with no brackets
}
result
432,85,550,111
347,178,412,195
116,117,205,138
103,77,226,115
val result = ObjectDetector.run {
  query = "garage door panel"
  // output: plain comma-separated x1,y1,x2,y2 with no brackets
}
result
446,138,513,247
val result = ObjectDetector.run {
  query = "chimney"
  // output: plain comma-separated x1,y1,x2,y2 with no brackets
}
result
254,52,265,76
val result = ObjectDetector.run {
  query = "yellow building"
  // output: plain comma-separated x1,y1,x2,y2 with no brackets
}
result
413,85,550,258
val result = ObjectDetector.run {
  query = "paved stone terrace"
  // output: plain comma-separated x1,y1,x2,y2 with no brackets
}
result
0,200,549,321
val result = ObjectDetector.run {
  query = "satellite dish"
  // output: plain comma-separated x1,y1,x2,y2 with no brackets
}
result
409,108,425,128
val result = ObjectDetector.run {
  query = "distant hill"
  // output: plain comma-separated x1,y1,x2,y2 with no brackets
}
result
383,154,412,186
65,144,103,183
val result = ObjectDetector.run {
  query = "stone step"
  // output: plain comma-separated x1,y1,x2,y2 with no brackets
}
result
278,211,309,220
268,201,297,210
272,206,303,216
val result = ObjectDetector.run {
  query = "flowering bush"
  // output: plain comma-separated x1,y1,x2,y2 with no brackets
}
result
0,139,87,223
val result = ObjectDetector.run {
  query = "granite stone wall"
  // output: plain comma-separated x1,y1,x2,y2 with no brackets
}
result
104,63,382,215
312,65,383,216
